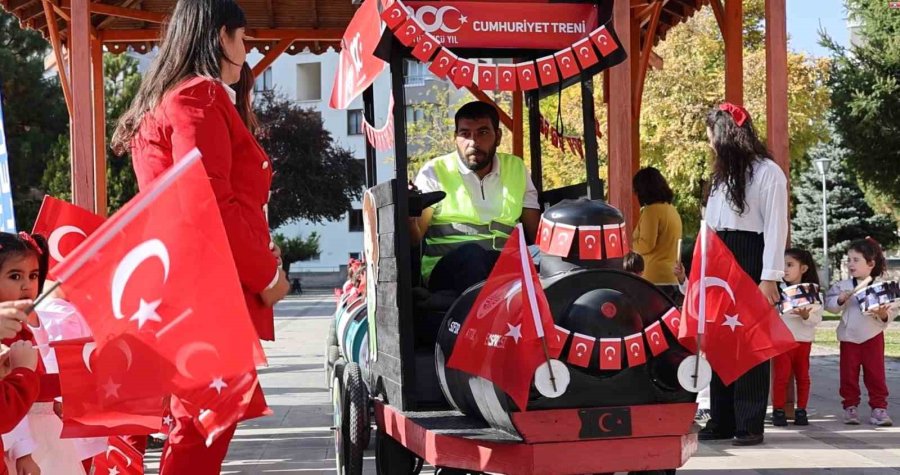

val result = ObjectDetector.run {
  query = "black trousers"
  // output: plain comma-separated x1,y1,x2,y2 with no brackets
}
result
428,244,500,295
706,230,770,436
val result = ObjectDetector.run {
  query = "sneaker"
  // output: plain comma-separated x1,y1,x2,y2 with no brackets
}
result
870,408,893,427
844,406,860,425
794,409,809,426
772,409,788,427
695,408,711,422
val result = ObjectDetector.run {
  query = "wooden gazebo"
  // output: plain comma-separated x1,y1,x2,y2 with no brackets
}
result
0,0,788,225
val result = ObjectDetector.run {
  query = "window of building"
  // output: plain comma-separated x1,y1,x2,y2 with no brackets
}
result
254,67,273,93
405,105,426,124
349,252,361,260
347,109,364,135
348,209,364,232
404,59,430,86
296,62,322,101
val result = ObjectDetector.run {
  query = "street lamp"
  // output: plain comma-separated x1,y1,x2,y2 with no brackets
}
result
814,158,832,282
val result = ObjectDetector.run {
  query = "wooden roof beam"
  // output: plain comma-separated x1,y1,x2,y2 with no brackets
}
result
252,37,294,77
100,27,345,42
635,0,663,117
59,0,167,23
42,0,72,116
709,0,725,36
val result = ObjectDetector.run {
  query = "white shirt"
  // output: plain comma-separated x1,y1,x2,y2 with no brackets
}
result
704,158,788,282
414,152,540,222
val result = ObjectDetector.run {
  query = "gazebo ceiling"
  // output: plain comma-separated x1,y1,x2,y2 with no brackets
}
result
0,0,709,56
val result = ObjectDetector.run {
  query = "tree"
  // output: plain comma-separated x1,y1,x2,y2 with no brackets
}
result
822,0,900,208
273,232,320,272
791,140,898,278
254,92,365,229
1,11,68,230
41,53,141,214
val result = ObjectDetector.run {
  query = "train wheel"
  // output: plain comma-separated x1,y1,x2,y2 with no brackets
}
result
375,430,422,474
326,345,341,388
332,374,346,474
328,318,339,347
343,363,369,475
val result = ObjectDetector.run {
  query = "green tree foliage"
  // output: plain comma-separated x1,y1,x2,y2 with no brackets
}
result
41,54,141,214
254,92,365,229
273,231,321,272
821,0,900,208
1,11,68,229
791,141,898,278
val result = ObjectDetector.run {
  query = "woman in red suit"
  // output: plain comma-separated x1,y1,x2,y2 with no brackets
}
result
111,0,290,471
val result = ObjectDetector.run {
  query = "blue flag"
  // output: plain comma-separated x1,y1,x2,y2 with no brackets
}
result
0,87,17,232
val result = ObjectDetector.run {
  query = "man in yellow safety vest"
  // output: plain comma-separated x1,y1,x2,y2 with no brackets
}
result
409,101,541,293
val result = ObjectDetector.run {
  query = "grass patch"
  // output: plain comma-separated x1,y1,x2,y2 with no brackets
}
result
815,328,900,358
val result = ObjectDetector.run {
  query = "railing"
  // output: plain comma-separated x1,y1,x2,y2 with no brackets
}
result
405,75,429,87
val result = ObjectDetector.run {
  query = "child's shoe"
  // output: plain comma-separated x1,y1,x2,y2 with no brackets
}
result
772,409,788,427
794,409,809,426
870,408,893,427
843,406,860,425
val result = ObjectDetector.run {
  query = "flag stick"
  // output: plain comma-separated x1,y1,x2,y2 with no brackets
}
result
676,238,683,264
517,224,556,392
694,222,709,384
24,280,62,316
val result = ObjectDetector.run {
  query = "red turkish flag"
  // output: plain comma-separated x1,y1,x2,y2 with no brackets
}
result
549,324,570,358
411,33,440,62
548,223,575,257
53,337,167,438
446,225,561,410
381,1,408,30
329,0,386,109
554,48,580,79
497,64,518,91
603,223,625,258
451,59,476,88
92,436,144,475
32,195,106,271
174,371,270,446
661,307,681,335
680,225,797,385
624,332,647,367
598,338,621,370
644,321,669,356
536,55,560,86
589,25,619,56
578,225,603,259
572,38,599,69
394,18,424,46
537,217,554,253
477,64,498,91
428,48,457,79
515,62,539,90
567,333,594,368
52,150,264,399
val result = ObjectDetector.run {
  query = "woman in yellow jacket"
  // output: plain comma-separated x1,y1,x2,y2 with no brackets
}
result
632,167,683,301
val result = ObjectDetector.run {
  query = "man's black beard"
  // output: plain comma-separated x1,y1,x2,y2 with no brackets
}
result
464,148,495,172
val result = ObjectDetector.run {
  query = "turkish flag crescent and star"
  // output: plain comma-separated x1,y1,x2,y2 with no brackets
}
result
52,149,265,401
679,224,797,385
92,435,144,475
32,195,106,271
446,224,562,410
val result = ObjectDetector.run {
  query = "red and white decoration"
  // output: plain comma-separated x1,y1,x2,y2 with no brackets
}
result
361,95,395,151
538,116,588,159
537,216,629,260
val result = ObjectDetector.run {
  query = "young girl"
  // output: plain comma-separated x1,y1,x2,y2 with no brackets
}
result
825,238,897,427
772,248,823,427
0,232,88,474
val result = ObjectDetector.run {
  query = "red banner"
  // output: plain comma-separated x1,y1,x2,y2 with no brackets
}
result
329,0,386,110
404,1,599,49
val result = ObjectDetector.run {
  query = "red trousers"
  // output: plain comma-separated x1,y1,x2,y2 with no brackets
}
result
840,333,889,410
773,342,812,409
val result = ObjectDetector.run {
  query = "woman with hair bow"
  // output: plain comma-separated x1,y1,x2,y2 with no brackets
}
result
697,103,789,447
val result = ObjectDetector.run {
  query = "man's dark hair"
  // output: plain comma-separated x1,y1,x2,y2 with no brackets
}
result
455,101,500,132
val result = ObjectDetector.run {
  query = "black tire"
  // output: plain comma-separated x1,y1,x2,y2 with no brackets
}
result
326,345,341,388
375,429,421,475
328,318,339,347
342,363,369,475
332,375,346,475
333,358,346,390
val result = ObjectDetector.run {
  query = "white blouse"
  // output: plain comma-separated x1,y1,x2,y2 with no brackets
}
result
704,158,788,282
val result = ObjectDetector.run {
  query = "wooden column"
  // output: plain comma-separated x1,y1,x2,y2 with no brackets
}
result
724,0,744,105
70,0,96,212
92,39,107,216
765,0,789,176
512,91,524,157
607,0,635,226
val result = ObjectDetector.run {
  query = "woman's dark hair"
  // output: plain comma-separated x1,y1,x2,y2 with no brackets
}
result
848,237,886,278
0,232,50,294
633,167,674,206
785,248,820,286
234,62,259,134
111,0,247,154
706,106,772,215
623,251,645,275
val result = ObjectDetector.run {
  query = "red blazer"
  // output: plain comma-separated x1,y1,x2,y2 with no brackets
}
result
131,77,279,340
0,367,39,475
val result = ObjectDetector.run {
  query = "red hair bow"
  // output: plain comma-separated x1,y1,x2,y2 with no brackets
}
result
18,231,43,256
719,102,748,127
